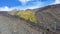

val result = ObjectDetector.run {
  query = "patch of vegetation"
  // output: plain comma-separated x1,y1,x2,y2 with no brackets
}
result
16,11,37,23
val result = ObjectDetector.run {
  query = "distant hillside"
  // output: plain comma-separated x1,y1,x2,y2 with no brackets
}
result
35,4,60,13
0,11,8,16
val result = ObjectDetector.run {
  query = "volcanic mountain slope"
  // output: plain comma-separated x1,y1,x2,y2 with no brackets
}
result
35,4,60,32
4,4,60,34
0,12,42,34
0,4,60,34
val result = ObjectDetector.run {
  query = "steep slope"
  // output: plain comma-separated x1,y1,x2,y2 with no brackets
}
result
0,4,60,34
5,4,60,34
35,4,60,33
0,12,42,34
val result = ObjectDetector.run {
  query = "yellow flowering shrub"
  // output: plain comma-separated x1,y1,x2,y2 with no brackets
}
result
16,11,37,23
30,15,37,23
17,11,31,20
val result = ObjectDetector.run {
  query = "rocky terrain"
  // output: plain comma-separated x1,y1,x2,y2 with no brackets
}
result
35,4,60,33
0,4,60,34
0,13,43,34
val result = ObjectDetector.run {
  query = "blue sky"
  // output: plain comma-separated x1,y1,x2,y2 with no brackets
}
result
0,0,60,11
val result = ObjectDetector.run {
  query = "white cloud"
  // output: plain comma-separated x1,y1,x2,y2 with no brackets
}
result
26,2,42,9
19,0,31,3
27,6,39,9
54,0,60,4
0,1,42,11
19,0,33,4
51,0,60,5
0,6,16,11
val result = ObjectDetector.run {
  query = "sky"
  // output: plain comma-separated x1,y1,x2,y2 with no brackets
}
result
0,0,60,11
